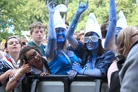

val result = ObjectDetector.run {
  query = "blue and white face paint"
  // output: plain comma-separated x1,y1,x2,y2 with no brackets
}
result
56,27,66,43
85,33,99,51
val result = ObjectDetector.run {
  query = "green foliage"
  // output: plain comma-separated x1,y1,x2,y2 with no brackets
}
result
0,31,12,42
0,0,138,38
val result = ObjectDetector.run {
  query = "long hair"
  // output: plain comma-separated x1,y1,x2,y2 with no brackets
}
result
84,31,105,56
117,27,135,57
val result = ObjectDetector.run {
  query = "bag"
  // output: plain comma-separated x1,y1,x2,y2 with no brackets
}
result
109,55,125,92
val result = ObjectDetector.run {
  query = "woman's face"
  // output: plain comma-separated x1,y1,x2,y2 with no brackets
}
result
84,33,99,51
6,38,21,54
25,49,42,67
56,27,66,43
130,28,138,44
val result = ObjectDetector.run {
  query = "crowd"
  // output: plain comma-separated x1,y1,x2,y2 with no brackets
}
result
0,0,138,92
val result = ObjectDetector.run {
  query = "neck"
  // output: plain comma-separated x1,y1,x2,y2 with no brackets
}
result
57,42,64,50
36,64,43,71
33,40,41,46
91,50,97,56
9,53,19,62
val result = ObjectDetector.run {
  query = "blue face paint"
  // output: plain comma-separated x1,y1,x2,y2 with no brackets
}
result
115,27,122,44
86,33,99,51
56,27,66,43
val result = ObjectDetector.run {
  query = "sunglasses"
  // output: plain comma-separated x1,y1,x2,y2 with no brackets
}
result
84,36,99,43
130,31,138,39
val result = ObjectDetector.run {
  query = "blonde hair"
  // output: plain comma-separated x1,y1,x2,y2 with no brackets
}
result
117,27,135,57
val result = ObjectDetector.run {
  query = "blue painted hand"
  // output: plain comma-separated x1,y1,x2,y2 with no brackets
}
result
76,0,88,14
72,62,83,74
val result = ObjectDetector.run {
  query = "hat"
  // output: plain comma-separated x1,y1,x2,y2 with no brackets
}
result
54,4,68,29
85,13,102,39
116,11,127,29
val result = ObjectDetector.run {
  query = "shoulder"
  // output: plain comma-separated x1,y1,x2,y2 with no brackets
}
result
27,41,35,46
40,43,46,48
103,50,115,57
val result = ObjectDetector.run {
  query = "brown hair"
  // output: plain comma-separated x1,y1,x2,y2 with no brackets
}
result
29,22,45,34
84,31,105,56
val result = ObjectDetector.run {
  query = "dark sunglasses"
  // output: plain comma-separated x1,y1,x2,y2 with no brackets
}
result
130,31,138,39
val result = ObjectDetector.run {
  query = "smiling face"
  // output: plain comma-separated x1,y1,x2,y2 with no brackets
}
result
25,49,42,67
84,32,99,51
56,27,66,43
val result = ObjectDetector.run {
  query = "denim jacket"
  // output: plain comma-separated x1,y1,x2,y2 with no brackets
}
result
71,41,115,78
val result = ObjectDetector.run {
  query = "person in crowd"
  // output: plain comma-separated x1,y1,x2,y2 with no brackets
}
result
0,36,22,91
119,27,138,92
5,64,30,92
0,36,21,74
108,27,137,92
46,1,80,74
78,29,85,43
19,46,50,75
101,23,108,48
104,10,128,53
27,22,46,56
105,0,117,87
66,1,115,78
6,46,50,92
0,69,14,87
20,37,28,49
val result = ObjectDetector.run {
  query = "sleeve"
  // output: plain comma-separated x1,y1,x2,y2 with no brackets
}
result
119,44,138,92
0,60,11,75
72,41,85,58
97,51,115,78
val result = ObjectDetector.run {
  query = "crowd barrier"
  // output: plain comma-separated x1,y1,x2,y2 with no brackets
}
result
22,75,108,92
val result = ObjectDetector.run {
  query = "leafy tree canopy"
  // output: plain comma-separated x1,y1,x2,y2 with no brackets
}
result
0,0,138,40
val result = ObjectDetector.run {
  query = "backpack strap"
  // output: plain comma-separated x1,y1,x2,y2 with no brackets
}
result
42,57,51,74
116,55,125,70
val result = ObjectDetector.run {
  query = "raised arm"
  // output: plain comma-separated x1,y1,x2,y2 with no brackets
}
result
104,0,117,53
46,1,57,62
66,1,88,49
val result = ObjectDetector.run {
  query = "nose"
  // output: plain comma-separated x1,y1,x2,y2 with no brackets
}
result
12,42,18,45
59,30,63,35
88,39,93,43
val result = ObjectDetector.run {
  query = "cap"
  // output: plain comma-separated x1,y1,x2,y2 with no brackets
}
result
85,13,102,39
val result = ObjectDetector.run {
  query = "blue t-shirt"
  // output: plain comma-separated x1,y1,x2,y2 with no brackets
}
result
48,50,79,74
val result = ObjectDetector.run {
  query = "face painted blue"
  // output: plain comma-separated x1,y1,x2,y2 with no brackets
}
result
56,27,66,43
115,27,122,44
86,33,99,51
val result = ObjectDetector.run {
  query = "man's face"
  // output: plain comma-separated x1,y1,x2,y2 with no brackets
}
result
30,27,45,43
